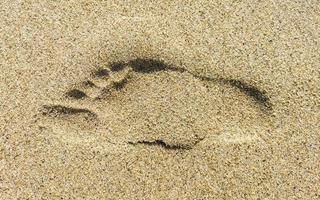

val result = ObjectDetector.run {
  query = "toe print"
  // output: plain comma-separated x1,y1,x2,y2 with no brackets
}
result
94,68,109,77
110,61,127,72
65,89,88,99
39,57,274,150
42,105,97,118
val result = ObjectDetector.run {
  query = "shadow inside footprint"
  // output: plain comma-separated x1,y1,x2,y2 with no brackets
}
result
66,89,88,99
110,61,127,72
222,79,272,111
128,140,192,150
129,58,168,73
94,68,109,77
113,78,129,91
42,105,97,119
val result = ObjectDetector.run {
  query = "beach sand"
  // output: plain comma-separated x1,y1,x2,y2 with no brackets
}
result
1,0,319,199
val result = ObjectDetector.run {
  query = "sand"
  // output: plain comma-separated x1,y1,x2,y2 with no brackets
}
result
1,0,319,199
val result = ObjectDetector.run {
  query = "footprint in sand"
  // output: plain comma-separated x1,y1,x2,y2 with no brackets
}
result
39,58,274,150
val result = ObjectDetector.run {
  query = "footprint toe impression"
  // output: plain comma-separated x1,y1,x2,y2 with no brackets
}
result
39,58,273,150
65,89,88,99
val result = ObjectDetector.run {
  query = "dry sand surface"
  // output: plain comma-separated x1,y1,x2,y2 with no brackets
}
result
1,0,320,199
